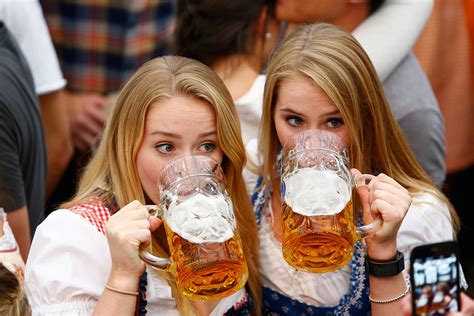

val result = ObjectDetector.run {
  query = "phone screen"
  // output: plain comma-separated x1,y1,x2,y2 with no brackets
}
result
411,241,460,316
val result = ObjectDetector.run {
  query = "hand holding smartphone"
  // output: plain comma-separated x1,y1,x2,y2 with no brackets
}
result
410,241,460,316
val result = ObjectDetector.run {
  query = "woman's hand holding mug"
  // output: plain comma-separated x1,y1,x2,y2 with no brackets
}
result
105,200,162,280
353,170,411,261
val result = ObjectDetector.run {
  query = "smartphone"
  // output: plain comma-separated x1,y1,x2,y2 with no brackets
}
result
410,241,460,316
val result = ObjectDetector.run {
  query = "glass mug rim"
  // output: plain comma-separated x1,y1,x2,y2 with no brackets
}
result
158,155,225,192
283,129,346,151
282,130,350,175
286,147,348,161
284,148,351,180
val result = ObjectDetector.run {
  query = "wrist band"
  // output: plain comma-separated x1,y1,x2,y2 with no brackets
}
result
366,251,405,277
369,274,411,304
105,284,139,296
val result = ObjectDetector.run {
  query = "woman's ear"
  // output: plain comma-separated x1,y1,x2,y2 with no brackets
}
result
255,7,270,35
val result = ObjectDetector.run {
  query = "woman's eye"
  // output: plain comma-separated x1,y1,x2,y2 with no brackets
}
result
287,116,303,127
156,143,174,153
199,142,216,152
327,118,343,128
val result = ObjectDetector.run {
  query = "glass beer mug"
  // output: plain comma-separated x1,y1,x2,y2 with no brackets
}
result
281,130,381,273
139,155,248,300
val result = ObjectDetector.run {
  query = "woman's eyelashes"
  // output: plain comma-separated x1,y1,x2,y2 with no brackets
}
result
284,114,344,130
154,141,217,154
286,115,304,127
155,143,174,154
199,142,216,153
326,117,344,129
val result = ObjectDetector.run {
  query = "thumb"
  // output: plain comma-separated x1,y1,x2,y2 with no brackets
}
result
351,168,373,224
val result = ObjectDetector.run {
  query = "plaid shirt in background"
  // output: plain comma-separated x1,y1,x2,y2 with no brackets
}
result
40,0,175,94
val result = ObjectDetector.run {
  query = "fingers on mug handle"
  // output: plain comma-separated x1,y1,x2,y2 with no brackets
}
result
139,205,169,269
354,173,376,187
354,174,383,239
144,205,163,219
356,217,382,239
353,173,372,215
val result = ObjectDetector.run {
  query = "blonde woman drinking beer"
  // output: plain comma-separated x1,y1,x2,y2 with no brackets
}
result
25,56,261,315
245,23,462,315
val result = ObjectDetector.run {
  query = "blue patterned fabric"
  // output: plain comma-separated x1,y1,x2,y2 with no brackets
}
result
136,271,148,316
251,176,371,315
261,243,371,315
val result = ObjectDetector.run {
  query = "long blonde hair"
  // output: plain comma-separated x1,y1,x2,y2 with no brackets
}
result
259,23,459,233
65,56,261,313
0,263,29,316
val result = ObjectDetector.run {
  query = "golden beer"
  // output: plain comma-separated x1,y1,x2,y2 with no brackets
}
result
164,223,248,300
282,199,357,273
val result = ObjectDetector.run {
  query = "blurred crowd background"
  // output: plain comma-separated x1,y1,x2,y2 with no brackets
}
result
0,0,473,312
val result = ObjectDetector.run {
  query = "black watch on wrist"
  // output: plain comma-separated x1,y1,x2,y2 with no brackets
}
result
365,251,405,277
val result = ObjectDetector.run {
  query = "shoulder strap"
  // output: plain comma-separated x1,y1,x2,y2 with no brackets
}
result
69,203,111,235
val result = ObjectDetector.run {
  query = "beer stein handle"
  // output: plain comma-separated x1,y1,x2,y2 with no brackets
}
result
356,217,382,239
138,205,171,270
353,174,383,239
139,250,171,270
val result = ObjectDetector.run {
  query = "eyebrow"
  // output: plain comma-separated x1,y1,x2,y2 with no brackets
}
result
279,108,340,117
149,130,217,139
196,131,217,138
279,108,304,116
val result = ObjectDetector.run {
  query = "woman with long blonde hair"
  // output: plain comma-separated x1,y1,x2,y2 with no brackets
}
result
25,56,261,315
246,23,460,315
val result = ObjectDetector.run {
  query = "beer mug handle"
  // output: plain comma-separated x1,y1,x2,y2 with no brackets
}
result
353,174,382,239
138,205,171,270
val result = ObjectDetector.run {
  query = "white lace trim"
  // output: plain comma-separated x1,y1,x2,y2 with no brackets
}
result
32,300,96,315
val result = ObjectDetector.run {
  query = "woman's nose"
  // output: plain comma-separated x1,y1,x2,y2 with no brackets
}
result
176,150,193,158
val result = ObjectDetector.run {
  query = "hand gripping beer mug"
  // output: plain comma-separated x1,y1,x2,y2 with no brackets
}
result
139,155,248,300
281,130,381,273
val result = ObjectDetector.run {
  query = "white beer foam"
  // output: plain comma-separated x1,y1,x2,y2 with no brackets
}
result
165,193,236,244
284,168,350,216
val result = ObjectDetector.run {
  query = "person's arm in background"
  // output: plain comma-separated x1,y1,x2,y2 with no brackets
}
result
5,207,30,262
5,0,111,154
1,0,73,199
39,91,73,199
397,109,446,187
0,120,32,261
63,90,111,152
353,0,434,81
